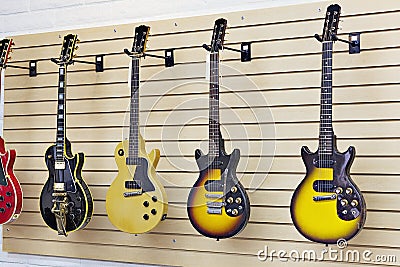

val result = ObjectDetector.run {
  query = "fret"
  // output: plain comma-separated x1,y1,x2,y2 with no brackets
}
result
55,65,66,169
318,41,334,165
209,52,220,158
127,57,140,164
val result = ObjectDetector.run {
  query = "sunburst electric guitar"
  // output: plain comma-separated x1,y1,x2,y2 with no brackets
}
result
290,4,366,244
187,18,250,240
0,38,23,224
106,25,168,234
39,34,93,236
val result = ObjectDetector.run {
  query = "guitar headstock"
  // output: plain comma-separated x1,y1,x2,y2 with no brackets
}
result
59,34,79,64
210,18,227,53
131,25,150,56
321,4,341,41
0,38,14,69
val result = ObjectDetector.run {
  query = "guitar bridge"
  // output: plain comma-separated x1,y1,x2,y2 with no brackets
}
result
123,191,143,197
313,194,336,201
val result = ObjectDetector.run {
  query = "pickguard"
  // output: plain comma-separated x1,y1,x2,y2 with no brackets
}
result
56,159,77,193
0,156,7,186
126,157,155,193
48,145,77,193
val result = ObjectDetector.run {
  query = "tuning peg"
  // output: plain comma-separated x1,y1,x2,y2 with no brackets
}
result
9,48,13,53
75,46,79,50
76,39,80,43
73,54,77,58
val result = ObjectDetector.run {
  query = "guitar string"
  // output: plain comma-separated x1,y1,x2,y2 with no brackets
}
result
129,57,140,165
319,41,333,192
210,51,220,194
56,64,66,184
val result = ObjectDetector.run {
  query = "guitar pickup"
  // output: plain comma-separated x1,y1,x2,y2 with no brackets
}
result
126,158,141,166
53,183,65,191
205,193,223,199
207,207,222,214
313,194,336,201
207,201,224,208
204,180,223,192
123,191,143,197
125,180,141,189
55,162,65,170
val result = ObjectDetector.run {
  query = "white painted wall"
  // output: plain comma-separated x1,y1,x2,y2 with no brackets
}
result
0,0,320,266
1,0,321,37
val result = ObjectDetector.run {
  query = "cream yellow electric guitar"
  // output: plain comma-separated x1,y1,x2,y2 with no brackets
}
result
106,25,168,234
290,4,366,244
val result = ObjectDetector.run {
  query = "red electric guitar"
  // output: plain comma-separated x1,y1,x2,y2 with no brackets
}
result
0,38,23,224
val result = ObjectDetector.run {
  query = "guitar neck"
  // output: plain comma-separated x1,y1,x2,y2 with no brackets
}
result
55,65,66,177
318,41,334,162
127,57,140,164
0,69,4,137
209,52,220,158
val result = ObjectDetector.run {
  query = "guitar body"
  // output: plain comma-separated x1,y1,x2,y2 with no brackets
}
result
39,138,93,233
0,40,23,224
106,135,168,234
291,138,366,244
187,140,250,239
0,137,22,224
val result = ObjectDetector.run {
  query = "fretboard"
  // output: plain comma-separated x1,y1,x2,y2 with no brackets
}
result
56,65,66,164
127,57,140,165
0,69,5,137
318,41,333,162
209,52,220,158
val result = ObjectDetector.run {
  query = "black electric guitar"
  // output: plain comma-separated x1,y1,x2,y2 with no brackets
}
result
187,18,250,240
290,4,366,244
39,34,93,236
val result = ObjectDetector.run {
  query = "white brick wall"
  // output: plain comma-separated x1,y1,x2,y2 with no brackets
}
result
0,0,319,266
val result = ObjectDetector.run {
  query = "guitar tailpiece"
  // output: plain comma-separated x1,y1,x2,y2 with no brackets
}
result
51,197,69,236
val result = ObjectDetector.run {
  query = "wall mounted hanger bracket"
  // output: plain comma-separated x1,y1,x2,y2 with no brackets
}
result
124,48,174,67
202,42,252,62
1,60,37,77
314,33,360,54
50,55,104,72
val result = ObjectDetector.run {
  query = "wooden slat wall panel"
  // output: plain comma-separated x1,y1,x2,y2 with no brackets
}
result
3,0,400,266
